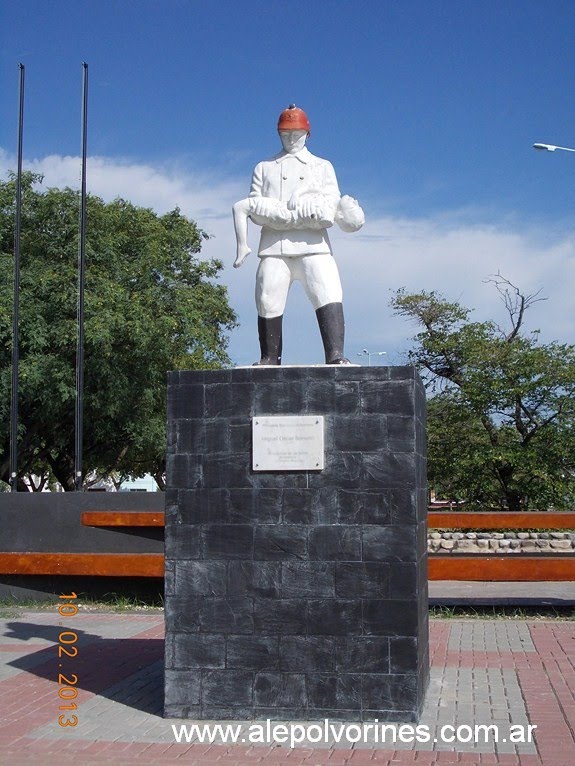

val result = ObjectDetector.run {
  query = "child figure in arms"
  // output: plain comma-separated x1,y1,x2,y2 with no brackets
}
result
233,104,365,365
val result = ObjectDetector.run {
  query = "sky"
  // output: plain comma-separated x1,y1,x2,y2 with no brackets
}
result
1,0,574,366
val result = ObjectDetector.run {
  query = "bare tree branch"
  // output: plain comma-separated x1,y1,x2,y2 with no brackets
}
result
484,272,547,341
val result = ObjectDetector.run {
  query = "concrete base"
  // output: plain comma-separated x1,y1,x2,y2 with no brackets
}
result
164,366,429,721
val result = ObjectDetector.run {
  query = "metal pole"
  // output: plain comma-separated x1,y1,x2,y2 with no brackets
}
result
10,64,25,492
75,62,88,491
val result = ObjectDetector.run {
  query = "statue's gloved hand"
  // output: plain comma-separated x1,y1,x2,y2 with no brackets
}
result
287,192,299,211
294,197,335,228
296,198,321,219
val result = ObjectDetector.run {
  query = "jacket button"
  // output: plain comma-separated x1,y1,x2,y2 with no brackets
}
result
283,176,287,180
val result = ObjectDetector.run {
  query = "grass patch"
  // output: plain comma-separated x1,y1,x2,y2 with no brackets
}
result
0,592,164,613
1,597,573,620
429,604,575,620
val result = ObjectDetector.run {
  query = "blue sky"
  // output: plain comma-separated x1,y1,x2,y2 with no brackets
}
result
1,0,574,366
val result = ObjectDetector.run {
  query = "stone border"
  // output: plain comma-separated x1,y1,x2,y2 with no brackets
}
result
428,530,575,553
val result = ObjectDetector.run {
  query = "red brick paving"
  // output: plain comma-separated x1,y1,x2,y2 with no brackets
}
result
1,612,574,765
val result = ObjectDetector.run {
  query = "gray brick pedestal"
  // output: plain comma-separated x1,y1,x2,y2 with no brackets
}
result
164,366,428,721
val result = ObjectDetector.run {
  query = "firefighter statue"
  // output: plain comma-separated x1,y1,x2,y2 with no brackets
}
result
233,104,365,365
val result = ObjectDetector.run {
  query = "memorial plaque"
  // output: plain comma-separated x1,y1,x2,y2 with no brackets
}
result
252,415,324,471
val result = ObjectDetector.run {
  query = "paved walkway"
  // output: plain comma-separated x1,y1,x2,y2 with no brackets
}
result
0,608,573,765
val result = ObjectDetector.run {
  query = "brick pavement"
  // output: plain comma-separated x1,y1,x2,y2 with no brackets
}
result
0,608,573,765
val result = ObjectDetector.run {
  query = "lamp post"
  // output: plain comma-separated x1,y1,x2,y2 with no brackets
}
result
357,348,387,366
532,143,575,153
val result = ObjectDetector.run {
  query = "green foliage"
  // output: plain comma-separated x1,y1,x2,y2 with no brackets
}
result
392,277,575,510
0,173,237,489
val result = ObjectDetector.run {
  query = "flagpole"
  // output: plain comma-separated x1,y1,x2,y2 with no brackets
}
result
10,63,25,492
75,62,88,491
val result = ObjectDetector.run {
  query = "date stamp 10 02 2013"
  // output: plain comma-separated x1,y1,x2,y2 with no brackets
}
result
56,592,79,728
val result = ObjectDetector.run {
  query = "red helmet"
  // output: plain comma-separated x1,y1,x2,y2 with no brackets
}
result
277,104,311,134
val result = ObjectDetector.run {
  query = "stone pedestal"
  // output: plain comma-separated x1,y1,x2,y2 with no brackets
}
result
164,366,428,721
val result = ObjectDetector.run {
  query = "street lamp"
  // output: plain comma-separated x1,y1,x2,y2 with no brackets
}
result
357,348,387,366
532,143,575,153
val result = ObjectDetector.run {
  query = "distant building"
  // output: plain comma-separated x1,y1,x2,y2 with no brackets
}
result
118,474,158,492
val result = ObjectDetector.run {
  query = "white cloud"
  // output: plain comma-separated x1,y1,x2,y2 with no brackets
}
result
0,148,244,222
334,215,575,362
2,148,573,366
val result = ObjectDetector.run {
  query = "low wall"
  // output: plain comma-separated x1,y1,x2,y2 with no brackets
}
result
0,492,164,600
2,496,573,601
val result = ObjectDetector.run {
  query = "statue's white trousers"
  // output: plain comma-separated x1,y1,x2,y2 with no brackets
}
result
255,254,343,318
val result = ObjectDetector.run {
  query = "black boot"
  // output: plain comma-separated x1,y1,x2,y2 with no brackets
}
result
253,315,283,365
315,302,351,364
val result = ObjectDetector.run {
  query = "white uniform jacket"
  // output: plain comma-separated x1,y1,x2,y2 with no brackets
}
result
249,147,341,257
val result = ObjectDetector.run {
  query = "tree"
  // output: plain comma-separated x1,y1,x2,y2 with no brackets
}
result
391,276,575,511
0,173,237,490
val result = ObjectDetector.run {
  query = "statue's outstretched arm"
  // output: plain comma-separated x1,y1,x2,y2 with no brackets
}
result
232,197,295,268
